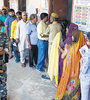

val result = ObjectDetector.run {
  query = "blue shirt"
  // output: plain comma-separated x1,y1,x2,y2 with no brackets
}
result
27,22,38,45
5,16,16,36
79,48,90,81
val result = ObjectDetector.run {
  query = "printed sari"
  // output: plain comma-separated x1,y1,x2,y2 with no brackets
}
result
58,23,78,84
55,31,86,100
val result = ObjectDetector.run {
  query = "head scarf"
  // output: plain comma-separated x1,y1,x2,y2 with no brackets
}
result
62,23,78,48
72,30,80,43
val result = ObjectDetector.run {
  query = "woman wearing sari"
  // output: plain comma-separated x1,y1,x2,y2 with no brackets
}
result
55,30,86,100
58,23,78,84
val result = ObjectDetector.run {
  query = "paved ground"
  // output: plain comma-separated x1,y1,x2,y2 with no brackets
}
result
7,57,57,100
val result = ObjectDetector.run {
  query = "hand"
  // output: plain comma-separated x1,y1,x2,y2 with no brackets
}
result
16,39,20,43
58,46,62,50
58,46,64,53
28,44,32,49
36,8,38,14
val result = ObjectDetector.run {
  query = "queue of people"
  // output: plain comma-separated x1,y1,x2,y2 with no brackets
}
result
0,5,90,100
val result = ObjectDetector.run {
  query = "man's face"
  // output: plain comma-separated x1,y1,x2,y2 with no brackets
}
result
9,11,15,17
34,15,38,23
50,16,53,23
16,14,22,20
44,16,48,22
2,9,7,15
22,12,27,20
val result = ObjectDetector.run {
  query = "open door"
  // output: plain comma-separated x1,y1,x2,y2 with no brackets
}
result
18,0,26,11
49,0,68,21
4,0,10,9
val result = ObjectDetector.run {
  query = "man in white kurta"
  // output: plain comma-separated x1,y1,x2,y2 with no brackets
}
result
16,12,28,67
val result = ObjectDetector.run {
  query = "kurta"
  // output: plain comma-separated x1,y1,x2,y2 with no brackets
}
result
16,20,28,52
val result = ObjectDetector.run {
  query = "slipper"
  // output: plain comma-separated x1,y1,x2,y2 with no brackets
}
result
9,55,13,59
41,75,50,80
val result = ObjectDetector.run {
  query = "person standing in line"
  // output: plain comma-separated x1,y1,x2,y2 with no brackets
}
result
5,9,16,59
11,11,22,63
36,13,48,72
55,30,86,100
46,13,61,58
79,32,90,100
16,11,29,67
0,6,9,33
27,14,38,67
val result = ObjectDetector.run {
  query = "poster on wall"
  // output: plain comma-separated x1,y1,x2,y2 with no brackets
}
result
72,0,90,34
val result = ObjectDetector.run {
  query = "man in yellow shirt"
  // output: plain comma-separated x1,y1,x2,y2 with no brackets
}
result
36,13,48,72
11,11,22,63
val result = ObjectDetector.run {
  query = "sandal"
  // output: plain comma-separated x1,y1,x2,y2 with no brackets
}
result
41,75,50,80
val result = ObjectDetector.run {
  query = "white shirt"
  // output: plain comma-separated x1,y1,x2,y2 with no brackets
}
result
79,48,90,81
16,20,28,52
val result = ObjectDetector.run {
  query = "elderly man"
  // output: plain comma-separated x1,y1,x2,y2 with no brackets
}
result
16,11,28,67
46,13,61,57
26,14,38,67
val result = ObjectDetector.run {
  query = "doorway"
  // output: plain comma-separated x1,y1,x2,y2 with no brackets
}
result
4,0,10,9
18,0,26,11
48,0,72,21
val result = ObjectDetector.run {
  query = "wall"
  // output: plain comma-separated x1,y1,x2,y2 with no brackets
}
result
49,0,68,21
26,0,49,17
9,0,18,13
0,0,4,9
67,0,72,21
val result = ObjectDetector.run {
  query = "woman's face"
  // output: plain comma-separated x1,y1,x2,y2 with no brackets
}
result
66,27,68,34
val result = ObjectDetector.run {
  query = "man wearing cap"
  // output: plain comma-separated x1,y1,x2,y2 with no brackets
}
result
46,13,61,58
0,6,9,33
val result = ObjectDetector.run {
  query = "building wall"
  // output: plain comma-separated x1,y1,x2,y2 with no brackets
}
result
26,0,48,17
9,0,18,13
0,0,4,9
67,0,72,21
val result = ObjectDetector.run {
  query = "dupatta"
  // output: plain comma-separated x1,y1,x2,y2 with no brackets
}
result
56,31,86,100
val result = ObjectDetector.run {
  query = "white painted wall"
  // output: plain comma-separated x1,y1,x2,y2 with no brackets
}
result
26,0,49,17
9,0,18,13
0,0,4,9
